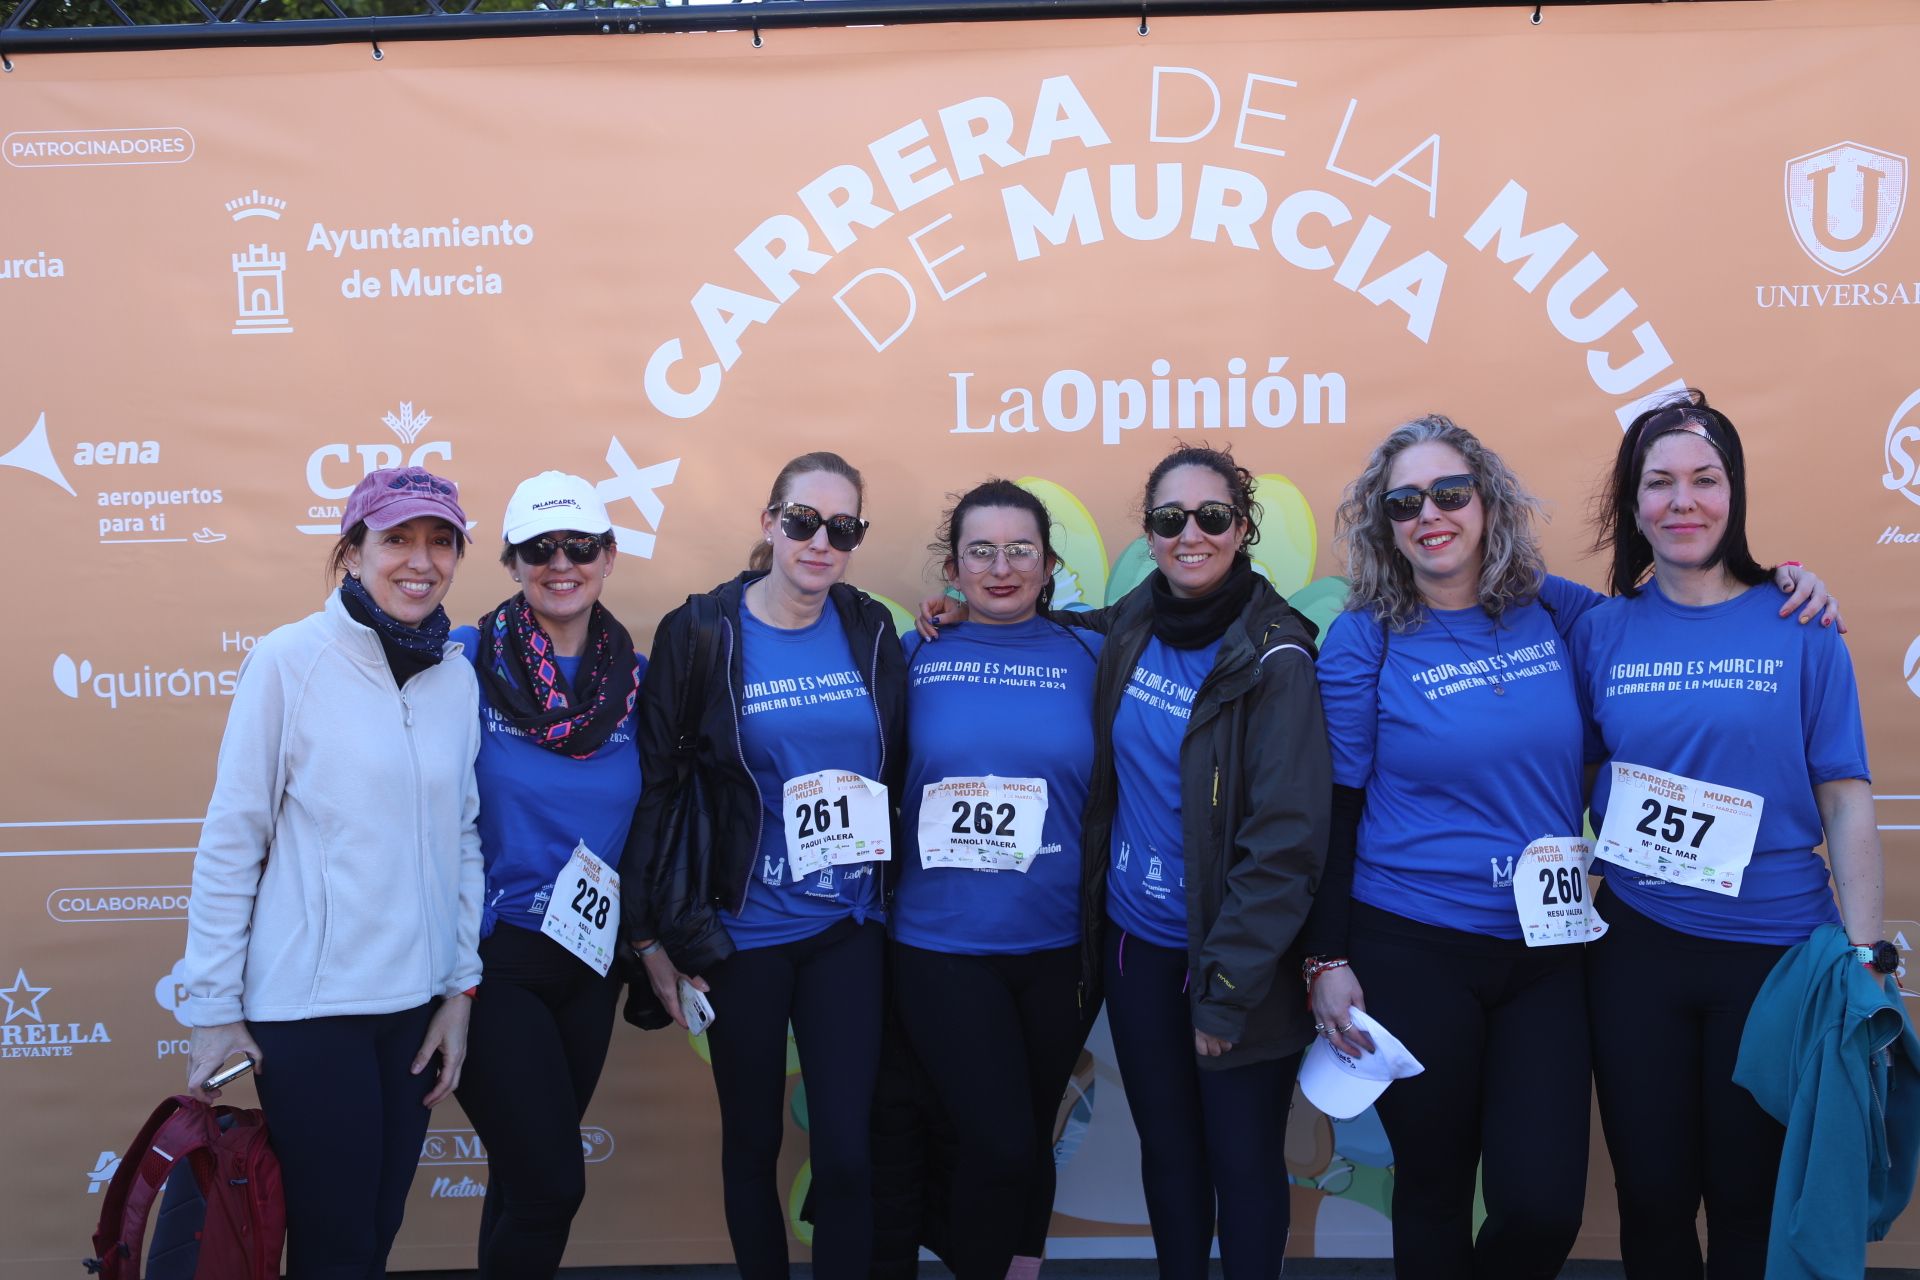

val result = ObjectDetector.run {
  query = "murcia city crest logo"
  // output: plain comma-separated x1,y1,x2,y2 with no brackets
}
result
1784,142,1907,277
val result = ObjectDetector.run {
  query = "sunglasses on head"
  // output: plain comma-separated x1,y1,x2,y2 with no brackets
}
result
770,502,868,552
1382,474,1475,522
1146,501,1239,540
514,532,609,566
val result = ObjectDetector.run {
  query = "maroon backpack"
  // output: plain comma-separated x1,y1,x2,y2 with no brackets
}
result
85,1095,284,1280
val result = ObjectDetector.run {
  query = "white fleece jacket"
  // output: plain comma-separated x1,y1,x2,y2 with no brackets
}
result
183,591,484,1025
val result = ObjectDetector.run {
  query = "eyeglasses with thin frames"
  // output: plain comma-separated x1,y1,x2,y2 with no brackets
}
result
959,541,1043,573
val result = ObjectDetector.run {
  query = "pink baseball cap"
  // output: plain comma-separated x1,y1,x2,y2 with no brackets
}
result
341,466,468,536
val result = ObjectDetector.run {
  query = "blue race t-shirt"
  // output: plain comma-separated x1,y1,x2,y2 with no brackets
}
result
1569,578,1869,945
895,617,1102,955
1316,575,1599,939
1106,636,1220,948
454,626,644,941
722,601,884,950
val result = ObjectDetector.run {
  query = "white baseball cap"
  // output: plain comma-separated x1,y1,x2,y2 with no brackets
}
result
502,471,612,545
1298,1008,1425,1120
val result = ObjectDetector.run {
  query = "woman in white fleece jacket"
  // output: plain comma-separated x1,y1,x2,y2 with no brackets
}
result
182,465,485,1280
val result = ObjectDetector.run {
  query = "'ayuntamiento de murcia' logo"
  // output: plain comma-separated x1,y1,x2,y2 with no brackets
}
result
1784,142,1907,277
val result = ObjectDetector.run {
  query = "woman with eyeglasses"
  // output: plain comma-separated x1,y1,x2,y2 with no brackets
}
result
1302,414,1839,1280
928,444,1333,1278
181,466,481,1278
627,451,907,1280
891,479,1102,1280
1571,391,1882,1278
446,471,642,1279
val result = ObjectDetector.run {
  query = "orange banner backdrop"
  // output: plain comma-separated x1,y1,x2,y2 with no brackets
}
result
3,0,1920,1271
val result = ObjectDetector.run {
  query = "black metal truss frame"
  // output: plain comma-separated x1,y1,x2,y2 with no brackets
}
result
0,0,1686,57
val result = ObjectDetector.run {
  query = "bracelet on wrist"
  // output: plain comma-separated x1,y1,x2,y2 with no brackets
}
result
1302,956,1350,990
636,939,663,958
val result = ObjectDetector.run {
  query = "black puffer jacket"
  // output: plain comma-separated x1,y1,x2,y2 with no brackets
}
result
1076,572,1332,1067
623,572,908,973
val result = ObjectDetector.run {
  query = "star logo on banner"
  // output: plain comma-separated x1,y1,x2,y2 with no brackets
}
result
1,969,51,1023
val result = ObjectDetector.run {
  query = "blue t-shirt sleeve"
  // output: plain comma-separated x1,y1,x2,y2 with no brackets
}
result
1566,608,1609,765
1315,610,1383,790
1800,628,1871,786
1052,620,1105,662
901,633,926,665
451,624,481,673
1538,574,1607,636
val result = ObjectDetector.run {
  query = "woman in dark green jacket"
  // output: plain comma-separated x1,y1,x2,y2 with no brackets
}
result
1071,443,1331,1280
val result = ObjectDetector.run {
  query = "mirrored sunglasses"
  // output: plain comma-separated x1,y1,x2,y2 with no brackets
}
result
514,532,609,566
771,502,868,552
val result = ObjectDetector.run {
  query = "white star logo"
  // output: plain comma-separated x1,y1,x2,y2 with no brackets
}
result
1,969,51,1023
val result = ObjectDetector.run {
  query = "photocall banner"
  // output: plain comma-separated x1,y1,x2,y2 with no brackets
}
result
3,0,1918,1270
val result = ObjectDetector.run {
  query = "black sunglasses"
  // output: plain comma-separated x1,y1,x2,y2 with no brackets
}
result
1146,501,1239,539
770,502,868,552
514,532,609,566
1382,474,1475,523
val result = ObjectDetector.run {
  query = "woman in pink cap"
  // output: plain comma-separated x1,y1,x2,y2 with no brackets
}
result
181,465,485,1279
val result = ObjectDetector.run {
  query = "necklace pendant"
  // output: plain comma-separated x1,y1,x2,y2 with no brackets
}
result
1493,683,1506,696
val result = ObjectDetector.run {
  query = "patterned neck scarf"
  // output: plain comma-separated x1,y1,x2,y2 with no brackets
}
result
474,593,638,758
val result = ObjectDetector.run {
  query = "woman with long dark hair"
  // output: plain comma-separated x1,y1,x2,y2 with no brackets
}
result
1573,390,1884,1277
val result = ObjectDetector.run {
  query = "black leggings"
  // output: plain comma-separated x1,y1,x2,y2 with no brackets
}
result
1348,902,1588,1279
891,941,1091,1279
248,1003,435,1280
1102,925,1300,1280
454,924,621,1280
1588,884,1789,1280
703,917,885,1280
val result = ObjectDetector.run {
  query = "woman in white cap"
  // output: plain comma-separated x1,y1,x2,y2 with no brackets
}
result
450,471,643,1280
181,465,483,1279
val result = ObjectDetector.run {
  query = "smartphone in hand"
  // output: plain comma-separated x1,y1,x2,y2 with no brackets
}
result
204,1054,255,1091
678,979,715,1036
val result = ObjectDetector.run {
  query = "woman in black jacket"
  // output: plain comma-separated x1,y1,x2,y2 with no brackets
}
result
925,442,1331,1278
1075,444,1331,1280
627,450,908,1280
